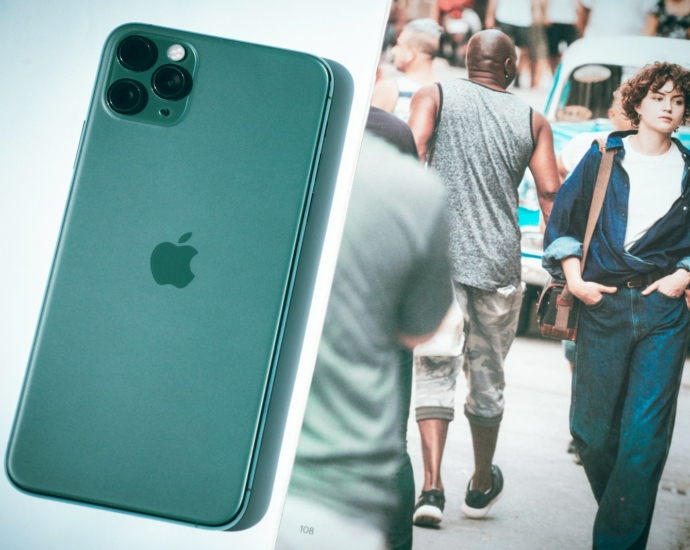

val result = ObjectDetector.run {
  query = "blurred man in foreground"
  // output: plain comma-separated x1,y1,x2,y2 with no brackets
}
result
276,133,454,550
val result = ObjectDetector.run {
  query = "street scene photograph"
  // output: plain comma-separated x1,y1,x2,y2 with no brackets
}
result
277,1,690,549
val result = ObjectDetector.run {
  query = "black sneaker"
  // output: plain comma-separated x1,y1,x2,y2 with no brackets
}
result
568,439,583,465
461,465,504,519
412,489,445,527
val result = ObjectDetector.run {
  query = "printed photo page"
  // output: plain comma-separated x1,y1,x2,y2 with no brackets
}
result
276,1,690,549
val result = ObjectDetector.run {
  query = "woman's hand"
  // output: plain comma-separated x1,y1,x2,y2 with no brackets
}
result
568,280,618,306
642,269,690,299
561,256,617,305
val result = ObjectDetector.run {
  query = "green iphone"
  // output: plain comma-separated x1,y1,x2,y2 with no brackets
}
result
6,23,332,528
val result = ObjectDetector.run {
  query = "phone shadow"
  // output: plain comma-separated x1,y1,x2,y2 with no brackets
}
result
226,58,354,530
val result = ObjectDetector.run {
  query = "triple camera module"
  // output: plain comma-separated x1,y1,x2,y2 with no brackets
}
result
107,35,193,117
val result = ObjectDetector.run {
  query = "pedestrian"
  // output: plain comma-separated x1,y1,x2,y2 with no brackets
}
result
364,105,427,550
557,88,633,180
543,61,690,549
371,18,443,122
644,0,690,38
432,0,483,67
366,106,419,158
556,87,633,463
544,0,580,74
407,29,560,525
485,0,545,88
275,132,454,550
577,0,656,38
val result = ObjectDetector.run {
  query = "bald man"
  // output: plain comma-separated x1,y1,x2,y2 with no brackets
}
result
408,30,559,525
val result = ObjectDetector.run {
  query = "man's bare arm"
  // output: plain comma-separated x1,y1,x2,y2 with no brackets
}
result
575,1,589,36
371,77,399,112
529,110,560,225
408,85,440,164
485,0,498,28
398,301,454,349
643,13,659,36
556,154,569,182
398,331,434,350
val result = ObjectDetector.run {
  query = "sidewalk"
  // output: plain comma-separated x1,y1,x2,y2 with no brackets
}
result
407,331,690,549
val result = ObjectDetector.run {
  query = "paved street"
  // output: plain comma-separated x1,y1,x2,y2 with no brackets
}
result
407,322,690,549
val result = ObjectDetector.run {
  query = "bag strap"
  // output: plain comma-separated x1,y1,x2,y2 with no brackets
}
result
557,140,616,311
580,140,616,273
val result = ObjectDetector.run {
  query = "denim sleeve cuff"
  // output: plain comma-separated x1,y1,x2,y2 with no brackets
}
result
676,257,690,272
542,236,582,280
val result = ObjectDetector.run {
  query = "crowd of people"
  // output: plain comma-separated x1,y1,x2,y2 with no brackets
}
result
276,2,690,550
380,0,690,91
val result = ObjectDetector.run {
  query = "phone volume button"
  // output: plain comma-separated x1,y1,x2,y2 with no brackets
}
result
73,120,85,170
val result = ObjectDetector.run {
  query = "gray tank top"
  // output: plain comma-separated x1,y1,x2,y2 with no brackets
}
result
429,78,533,290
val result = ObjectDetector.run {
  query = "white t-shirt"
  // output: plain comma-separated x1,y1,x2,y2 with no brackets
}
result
548,0,578,25
496,0,533,27
622,136,685,249
581,0,656,37
560,131,610,174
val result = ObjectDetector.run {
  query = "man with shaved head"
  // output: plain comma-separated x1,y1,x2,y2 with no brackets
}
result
371,18,443,122
408,29,559,525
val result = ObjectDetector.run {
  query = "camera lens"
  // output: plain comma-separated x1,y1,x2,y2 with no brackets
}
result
151,65,193,101
107,79,148,115
117,35,158,72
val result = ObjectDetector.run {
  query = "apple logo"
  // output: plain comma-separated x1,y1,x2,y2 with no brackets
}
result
150,232,198,288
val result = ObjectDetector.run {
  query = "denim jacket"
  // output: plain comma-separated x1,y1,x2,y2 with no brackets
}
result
543,131,690,285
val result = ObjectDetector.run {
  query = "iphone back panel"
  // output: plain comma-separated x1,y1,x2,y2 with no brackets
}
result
6,23,332,528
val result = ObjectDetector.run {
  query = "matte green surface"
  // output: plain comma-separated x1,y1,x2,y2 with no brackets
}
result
7,23,331,527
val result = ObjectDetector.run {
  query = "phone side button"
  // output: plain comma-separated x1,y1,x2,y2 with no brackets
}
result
73,120,85,170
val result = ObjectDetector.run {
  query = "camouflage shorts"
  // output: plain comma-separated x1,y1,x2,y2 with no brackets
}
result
415,281,523,426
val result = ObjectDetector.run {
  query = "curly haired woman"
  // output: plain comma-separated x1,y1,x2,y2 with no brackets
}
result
543,62,690,549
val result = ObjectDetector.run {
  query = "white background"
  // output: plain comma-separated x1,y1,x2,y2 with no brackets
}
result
0,0,389,548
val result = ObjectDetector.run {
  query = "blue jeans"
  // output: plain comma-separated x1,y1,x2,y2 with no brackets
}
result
573,287,690,549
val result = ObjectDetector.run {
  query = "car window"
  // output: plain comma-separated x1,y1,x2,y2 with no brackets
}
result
556,64,629,121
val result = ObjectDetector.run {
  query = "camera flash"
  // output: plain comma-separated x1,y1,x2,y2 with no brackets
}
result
167,44,186,62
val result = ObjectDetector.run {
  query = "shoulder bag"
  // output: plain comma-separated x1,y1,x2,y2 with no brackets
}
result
537,140,616,341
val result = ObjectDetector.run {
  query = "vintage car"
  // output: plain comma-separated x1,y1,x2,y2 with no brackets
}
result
516,36,690,334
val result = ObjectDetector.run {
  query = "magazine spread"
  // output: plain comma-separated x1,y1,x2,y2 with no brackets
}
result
277,2,690,549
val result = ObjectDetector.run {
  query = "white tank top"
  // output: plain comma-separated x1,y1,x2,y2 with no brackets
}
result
392,76,424,122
